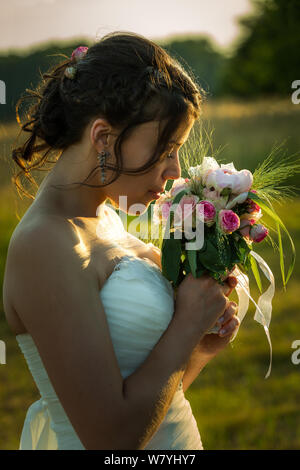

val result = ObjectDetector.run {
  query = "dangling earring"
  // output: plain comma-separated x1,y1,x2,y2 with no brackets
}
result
97,150,110,184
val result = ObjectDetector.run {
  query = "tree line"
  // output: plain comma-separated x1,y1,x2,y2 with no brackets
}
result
0,0,299,123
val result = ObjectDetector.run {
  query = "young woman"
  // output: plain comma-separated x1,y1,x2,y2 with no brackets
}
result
3,32,239,450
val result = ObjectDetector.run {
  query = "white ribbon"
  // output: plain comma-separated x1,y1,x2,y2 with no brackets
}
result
232,251,275,379
207,250,275,379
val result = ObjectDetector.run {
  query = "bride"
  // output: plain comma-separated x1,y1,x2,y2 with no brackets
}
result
3,32,239,450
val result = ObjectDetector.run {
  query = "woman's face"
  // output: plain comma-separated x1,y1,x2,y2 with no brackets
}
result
94,116,195,215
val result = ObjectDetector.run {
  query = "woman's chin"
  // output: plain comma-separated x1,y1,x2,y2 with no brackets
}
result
107,194,151,215
126,198,150,216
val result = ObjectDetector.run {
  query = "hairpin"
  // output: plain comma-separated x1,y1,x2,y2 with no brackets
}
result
64,46,88,80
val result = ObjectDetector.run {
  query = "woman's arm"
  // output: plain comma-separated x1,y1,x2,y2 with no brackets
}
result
181,348,216,393
5,218,208,450
181,298,240,393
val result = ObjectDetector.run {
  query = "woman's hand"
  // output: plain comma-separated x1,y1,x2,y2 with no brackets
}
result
196,276,240,358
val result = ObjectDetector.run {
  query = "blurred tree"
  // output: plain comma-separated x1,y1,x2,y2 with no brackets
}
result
163,37,226,97
1,0,299,126
0,40,89,123
221,0,300,97
0,36,225,124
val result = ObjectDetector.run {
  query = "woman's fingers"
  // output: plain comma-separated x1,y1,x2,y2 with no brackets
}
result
221,276,238,297
218,315,240,337
217,301,238,326
227,276,238,288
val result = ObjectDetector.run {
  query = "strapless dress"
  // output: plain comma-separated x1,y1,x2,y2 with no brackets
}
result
16,204,203,450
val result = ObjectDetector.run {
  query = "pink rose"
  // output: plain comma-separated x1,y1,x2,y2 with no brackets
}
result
174,195,199,227
249,224,269,243
196,200,216,226
245,198,260,214
218,209,240,234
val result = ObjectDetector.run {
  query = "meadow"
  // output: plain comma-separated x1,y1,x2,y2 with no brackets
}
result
0,98,300,450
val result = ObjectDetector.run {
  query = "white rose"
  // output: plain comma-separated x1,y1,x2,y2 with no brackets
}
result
188,156,220,185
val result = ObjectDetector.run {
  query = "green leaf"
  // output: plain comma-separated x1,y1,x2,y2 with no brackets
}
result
161,188,190,286
248,192,296,288
161,234,182,285
276,221,285,289
229,237,243,265
218,237,232,266
183,254,192,276
197,239,225,273
237,237,252,265
187,249,197,278
250,253,262,294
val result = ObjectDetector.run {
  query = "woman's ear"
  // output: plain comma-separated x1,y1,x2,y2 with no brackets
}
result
89,118,111,153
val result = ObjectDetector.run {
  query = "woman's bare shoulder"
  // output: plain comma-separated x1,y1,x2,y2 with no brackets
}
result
9,212,79,250
7,211,109,264
4,213,107,318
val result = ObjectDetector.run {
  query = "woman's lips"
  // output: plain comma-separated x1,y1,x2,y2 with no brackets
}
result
149,191,161,199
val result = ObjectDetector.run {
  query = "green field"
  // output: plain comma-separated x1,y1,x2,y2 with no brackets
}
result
1,99,300,450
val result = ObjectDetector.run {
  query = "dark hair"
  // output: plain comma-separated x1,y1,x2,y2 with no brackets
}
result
12,31,204,199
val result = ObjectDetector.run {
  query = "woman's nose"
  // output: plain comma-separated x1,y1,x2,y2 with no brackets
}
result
163,155,181,181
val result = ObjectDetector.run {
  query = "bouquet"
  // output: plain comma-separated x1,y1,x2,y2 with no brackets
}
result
152,152,298,378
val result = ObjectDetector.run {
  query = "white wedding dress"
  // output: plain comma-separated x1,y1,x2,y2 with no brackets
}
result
16,203,203,450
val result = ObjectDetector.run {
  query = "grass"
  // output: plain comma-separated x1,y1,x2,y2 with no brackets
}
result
0,98,300,450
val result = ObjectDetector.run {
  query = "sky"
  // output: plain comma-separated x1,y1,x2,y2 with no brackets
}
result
0,0,253,53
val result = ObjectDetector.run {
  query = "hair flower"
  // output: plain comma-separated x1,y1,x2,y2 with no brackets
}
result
64,46,88,80
64,66,77,79
71,46,89,62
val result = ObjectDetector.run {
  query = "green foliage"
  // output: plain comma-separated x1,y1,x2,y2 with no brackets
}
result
252,143,300,203
0,39,91,123
164,37,226,96
221,0,300,96
161,232,182,285
248,191,296,288
250,253,263,293
0,35,226,124
2,0,299,127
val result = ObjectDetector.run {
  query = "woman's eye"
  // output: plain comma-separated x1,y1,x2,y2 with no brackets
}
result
157,146,179,163
165,148,175,158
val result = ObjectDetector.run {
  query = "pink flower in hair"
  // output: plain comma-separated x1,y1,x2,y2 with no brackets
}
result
71,46,89,62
